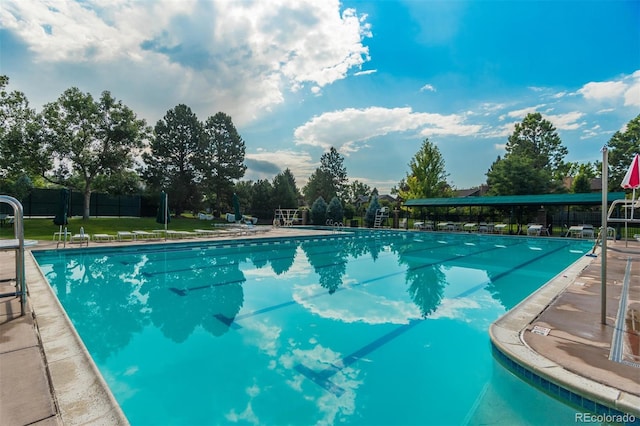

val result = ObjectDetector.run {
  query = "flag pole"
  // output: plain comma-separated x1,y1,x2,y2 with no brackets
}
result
600,146,608,325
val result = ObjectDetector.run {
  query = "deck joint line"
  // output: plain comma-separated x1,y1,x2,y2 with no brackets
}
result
609,257,634,365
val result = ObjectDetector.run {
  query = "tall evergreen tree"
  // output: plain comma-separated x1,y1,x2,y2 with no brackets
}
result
198,112,247,211
142,104,202,215
303,168,336,205
272,168,300,208
320,147,348,199
251,179,274,220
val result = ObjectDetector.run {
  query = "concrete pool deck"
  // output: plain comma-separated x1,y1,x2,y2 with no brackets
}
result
1,228,639,424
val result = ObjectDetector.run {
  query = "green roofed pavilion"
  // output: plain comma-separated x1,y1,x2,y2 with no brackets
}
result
403,192,627,208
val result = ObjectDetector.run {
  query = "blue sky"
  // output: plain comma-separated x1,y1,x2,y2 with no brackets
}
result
1,0,638,194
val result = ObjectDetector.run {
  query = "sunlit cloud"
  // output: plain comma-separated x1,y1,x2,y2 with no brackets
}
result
578,80,627,101
354,69,377,76
0,0,373,124
544,111,585,130
294,106,482,153
420,83,436,92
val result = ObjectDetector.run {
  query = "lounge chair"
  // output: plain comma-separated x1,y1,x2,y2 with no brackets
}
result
494,223,508,234
53,230,71,240
194,229,222,237
478,222,490,233
580,225,594,238
93,233,115,242
166,230,197,239
133,230,161,240
117,231,136,241
70,228,90,246
463,223,477,232
527,224,549,236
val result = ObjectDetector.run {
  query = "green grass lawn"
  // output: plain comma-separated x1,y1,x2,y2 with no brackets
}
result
0,216,227,241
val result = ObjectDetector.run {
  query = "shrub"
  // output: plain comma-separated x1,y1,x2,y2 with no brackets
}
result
365,196,381,227
310,197,327,225
326,197,344,224
343,203,355,220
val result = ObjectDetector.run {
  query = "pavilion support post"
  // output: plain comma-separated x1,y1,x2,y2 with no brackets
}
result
601,146,608,325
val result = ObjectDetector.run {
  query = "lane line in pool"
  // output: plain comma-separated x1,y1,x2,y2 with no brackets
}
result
293,242,573,396
294,319,423,397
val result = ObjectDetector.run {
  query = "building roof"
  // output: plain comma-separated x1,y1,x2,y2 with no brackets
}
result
403,192,626,208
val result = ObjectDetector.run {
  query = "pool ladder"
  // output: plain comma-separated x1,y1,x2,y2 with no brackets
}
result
0,195,26,316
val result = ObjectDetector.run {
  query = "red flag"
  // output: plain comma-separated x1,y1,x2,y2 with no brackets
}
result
621,154,640,189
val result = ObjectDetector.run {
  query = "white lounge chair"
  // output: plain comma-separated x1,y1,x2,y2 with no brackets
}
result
494,224,508,234
117,231,136,241
463,223,477,232
70,228,90,246
133,230,161,240
527,224,549,236
93,233,115,242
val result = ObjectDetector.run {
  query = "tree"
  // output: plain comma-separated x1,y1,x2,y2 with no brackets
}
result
142,104,202,216
92,170,142,195
572,164,595,193
326,196,344,224
487,113,568,195
198,112,247,212
0,76,43,184
40,88,148,219
607,114,639,190
364,195,381,227
397,138,450,201
487,155,550,195
345,179,371,203
251,179,274,220
303,168,336,205
310,196,328,225
320,147,348,199
233,180,254,217
272,168,300,208
572,172,592,193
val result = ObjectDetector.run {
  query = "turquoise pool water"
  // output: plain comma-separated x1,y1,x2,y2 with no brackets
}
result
34,230,594,425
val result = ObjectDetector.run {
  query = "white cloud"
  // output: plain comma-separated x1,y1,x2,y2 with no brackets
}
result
543,111,584,130
0,0,372,124
504,104,546,119
293,106,482,153
623,78,640,107
577,80,627,101
354,69,377,76
420,84,436,92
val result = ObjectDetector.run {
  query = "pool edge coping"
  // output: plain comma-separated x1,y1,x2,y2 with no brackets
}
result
26,250,130,425
488,248,640,418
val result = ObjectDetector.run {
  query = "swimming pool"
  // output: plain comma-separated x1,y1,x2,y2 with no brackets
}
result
34,230,594,425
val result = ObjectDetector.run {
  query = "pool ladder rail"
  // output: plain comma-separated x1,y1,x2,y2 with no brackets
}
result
0,195,27,316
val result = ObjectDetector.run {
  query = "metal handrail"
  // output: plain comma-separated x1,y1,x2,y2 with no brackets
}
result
0,195,26,316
